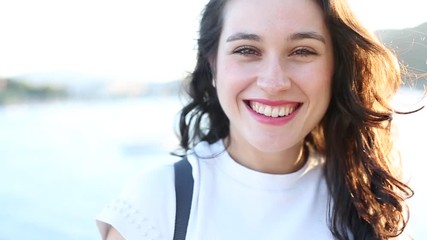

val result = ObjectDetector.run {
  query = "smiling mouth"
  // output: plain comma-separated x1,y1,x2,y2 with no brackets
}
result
246,101,301,118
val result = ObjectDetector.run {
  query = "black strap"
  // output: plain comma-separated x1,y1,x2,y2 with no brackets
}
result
173,157,194,240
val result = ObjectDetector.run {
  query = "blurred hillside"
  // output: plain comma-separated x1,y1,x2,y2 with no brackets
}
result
376,22,427,89
0,75,183,105
0,22,426,105
0,78,68,105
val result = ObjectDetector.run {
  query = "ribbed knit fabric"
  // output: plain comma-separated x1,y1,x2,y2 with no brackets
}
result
96,140,334,240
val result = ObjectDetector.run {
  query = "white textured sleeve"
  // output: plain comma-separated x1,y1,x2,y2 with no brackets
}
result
96,163,176,240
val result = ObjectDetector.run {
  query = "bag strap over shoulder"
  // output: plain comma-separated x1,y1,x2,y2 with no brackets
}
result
173,156,194,240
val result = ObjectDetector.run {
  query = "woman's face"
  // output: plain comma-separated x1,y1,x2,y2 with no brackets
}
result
214,0,334,169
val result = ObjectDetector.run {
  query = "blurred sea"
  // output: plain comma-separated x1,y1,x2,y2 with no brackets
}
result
0,89,425,239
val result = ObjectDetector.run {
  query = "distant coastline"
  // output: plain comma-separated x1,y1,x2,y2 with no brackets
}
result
0,78,68,105
376,22,427,90
1,22,425,106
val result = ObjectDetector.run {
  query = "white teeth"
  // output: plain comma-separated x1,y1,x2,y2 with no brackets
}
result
264,106,272,116
271,107,279,117
250,102,296,117
279,107,285,116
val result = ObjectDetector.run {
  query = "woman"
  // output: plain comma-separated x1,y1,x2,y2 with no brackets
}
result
97,0,414,239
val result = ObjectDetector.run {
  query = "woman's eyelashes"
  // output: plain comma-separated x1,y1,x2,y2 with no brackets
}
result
232,45,318,58
232,45,261,56
291,47,317,57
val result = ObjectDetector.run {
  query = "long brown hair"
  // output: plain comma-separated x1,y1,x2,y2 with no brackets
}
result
313,0,414,239
178,0,414,239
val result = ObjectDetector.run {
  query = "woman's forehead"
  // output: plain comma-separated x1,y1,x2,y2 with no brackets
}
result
220,0,329,41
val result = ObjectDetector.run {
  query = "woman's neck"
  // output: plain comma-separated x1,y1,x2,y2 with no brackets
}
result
224,138,308,174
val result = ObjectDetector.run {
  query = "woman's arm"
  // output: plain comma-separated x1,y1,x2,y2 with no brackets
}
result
105,227,126,240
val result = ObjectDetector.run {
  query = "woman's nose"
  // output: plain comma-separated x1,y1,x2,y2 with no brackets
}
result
256,58,291,94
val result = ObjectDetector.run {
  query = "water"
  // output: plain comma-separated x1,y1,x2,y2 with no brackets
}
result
0,90,425,239
0,97,184,240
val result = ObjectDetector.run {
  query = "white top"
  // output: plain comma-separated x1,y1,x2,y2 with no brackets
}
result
96,140,334,240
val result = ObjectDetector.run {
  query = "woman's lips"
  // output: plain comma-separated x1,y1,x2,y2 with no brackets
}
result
245,100,301,118
244,99,302,125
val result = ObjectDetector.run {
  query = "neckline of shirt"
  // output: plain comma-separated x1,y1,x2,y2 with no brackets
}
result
192,140,323,191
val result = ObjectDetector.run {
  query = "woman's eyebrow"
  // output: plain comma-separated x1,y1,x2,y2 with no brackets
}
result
226,32,262,42
226,31,326,44
288,31,326,44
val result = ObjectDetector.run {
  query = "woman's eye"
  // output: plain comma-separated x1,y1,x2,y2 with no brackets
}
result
292,48,317,57
233,46,260,56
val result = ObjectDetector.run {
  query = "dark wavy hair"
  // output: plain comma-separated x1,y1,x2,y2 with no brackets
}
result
177,0,414,239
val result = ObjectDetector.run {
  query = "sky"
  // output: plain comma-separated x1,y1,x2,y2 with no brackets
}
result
0,0,426,84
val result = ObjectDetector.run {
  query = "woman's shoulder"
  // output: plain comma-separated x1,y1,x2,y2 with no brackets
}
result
96,160,178,240
120,161,177,199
